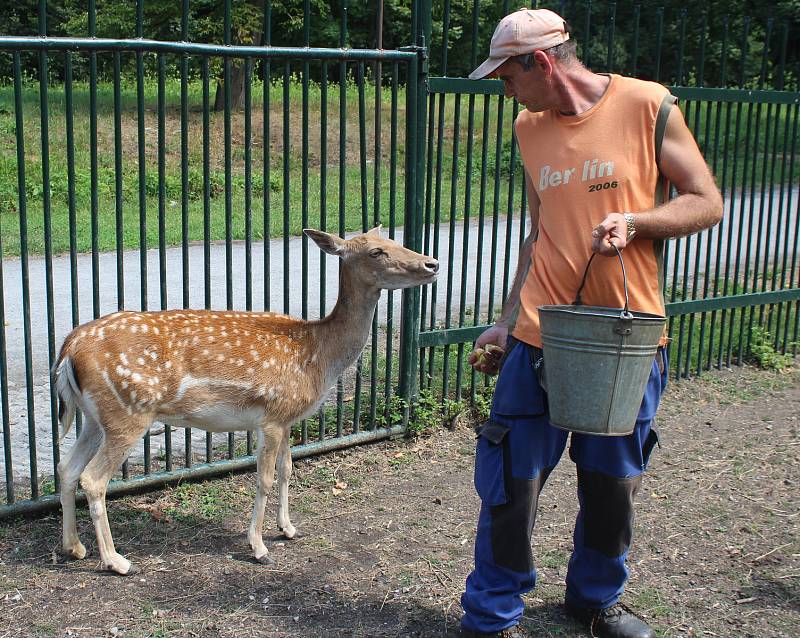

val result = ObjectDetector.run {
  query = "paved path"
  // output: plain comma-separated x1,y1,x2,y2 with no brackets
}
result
1,185,797,481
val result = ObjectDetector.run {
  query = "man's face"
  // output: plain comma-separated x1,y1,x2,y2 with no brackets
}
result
495,56,554,113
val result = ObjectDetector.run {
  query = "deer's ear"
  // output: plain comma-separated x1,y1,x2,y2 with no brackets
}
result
304,229,346,256
366,225,383,237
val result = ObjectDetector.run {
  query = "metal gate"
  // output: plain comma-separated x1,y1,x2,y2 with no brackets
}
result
416,1,800,404
0,0,428,516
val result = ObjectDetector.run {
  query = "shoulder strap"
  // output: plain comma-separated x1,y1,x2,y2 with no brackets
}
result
654,93,677,205
654,92,677,307
655,93,677,168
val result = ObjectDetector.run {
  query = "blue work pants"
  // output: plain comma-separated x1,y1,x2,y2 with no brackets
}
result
460,338,668,633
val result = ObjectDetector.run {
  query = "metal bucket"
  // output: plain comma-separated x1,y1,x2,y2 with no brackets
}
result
538,247,666,436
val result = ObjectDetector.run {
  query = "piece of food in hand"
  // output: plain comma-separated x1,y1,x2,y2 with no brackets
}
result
471,344,504,367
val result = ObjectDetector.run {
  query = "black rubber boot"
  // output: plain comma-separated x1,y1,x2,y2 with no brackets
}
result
565,602,655,638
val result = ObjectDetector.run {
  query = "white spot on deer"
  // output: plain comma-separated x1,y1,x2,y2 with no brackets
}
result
153,327,160,335
156,392,162,400
217,354,225,362
250,350,260,360
121,381,128,389
141,324,149,334
137,357,145,366
132,373,142,383
131,325,139,334
236,359,244,366
116,365,130,377
104,352,111,360
311,353,317,363
202,349,209,356
246,367,254,375
149,351,158,361
131,390,138,401
164,361,172,370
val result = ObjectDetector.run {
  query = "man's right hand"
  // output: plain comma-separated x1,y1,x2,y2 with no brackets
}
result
468,323,509,376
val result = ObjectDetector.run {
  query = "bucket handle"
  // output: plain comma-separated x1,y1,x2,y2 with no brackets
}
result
573,244,634,333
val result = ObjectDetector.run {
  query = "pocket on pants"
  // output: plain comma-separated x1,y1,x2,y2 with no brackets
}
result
474,421,510,507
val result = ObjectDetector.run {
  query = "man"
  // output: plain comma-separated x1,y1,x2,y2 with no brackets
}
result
460,8,723,638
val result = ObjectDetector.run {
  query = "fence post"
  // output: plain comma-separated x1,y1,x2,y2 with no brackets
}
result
398,0,431,424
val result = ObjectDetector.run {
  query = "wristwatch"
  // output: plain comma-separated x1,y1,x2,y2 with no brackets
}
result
623,212,636,242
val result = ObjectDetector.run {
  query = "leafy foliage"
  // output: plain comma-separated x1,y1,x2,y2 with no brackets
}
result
747,324,796,372
1,1,798,88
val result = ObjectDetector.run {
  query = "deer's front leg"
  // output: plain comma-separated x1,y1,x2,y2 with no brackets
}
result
276,430,297,539
248,427,281,565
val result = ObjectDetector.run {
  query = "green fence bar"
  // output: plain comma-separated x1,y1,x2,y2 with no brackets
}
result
283,60,291,315
0,223,11,501
13,53,39,499
37,2,59,487
263,1,272,313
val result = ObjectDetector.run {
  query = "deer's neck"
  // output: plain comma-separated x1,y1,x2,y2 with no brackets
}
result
314,265,381,384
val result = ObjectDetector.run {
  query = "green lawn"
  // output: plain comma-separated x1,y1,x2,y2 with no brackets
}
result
0,75,796,257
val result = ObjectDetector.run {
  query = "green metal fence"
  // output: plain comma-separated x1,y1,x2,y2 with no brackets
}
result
0,0,797,518
418,0,799,404
0,0,429,516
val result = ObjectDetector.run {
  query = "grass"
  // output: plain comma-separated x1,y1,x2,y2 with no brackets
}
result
1,75,795,258
0,75,519,258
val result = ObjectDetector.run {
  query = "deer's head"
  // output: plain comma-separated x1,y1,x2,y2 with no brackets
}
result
304,227,439,290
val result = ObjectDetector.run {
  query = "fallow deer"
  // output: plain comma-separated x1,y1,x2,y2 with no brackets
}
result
53,227,438,575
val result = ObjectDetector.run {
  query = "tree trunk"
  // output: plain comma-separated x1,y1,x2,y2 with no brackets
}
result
214,62,247,111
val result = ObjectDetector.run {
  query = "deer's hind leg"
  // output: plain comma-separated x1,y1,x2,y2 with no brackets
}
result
58,415,103,559
80,414,152,575
276,428,297,540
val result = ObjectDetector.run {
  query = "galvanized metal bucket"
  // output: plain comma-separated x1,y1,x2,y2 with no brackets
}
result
538,246,666,436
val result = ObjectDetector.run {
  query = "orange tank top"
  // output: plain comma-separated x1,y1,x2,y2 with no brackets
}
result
512,74,669,348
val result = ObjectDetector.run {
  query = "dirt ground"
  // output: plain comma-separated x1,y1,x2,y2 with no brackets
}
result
0,364,797,638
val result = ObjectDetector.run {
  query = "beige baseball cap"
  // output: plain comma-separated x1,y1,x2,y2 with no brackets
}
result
469,8,570,80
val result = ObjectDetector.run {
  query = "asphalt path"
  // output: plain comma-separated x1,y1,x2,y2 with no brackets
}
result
1,185,797,480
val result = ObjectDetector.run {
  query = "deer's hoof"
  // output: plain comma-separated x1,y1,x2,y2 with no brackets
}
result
63,542,88,560
282,528,304,541
255,553,276,566
102,559,138,576
121,563,140,576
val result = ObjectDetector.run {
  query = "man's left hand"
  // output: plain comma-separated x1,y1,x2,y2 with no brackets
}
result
591,212,630,255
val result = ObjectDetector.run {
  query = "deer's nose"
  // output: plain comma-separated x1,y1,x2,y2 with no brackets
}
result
425,260,440,274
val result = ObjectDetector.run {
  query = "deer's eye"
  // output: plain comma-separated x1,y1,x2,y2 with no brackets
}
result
369,248,386,258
